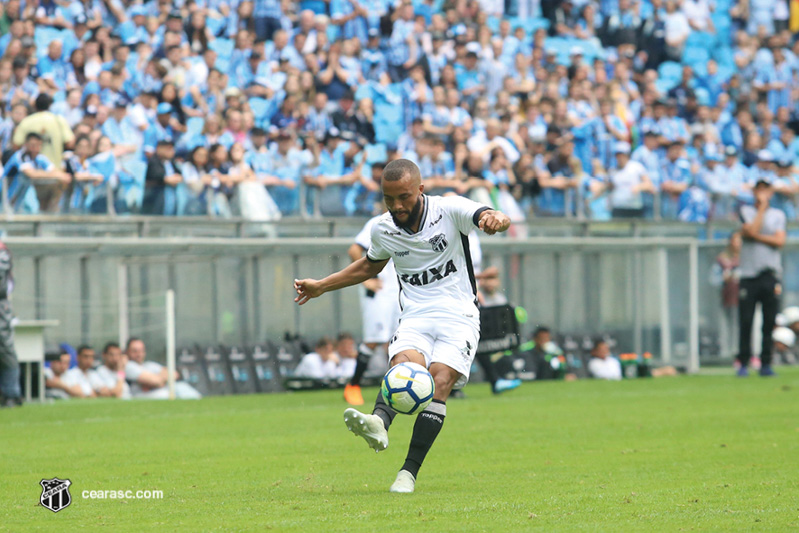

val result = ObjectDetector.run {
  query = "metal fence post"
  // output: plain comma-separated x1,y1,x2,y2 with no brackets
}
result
688,242,700,373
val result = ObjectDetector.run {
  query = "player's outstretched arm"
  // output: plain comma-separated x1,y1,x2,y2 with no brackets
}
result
477,209,512,235
294,257,388,305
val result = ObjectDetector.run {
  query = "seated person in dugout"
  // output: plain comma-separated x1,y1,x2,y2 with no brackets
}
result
125,338,202,399
60,345,105,397
44,349,82,399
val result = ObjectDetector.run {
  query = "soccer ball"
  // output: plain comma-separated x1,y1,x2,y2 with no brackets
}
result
381,362,435,415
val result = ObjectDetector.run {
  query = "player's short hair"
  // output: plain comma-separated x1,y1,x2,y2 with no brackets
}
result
35,93,53,112
76,344,94,355
533,326,550,338
25,132,43,142
315,336,333,349
336,332,354,343
103,341,120,355
382,159,420,182
126,337,143,351
592,337,608,350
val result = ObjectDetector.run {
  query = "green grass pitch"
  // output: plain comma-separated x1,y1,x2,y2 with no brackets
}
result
2,369,799,532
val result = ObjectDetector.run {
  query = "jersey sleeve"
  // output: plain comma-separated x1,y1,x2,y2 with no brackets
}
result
354,219,373,251
365,221,390,262
443,195,492,234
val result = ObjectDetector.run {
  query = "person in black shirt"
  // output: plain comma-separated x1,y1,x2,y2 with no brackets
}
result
143,139,182,215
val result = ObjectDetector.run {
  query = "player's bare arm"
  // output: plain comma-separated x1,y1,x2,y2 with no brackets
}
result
477,209,511,235
347,243,383,292
294,256,388,305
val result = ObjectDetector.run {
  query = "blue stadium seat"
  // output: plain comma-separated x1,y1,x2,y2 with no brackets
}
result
712,47,735,68
682,46,710,67
658,61,682,82
509,16,550,33
716,64,735,83
364,143,388,164
686,31,716,51
655,78,677,95
691,61,708,77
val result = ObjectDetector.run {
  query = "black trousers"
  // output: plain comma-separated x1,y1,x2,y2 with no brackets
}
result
738,271,780,367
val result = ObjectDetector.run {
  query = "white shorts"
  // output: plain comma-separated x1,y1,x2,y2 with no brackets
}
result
387,314,480,389
360,291,401,344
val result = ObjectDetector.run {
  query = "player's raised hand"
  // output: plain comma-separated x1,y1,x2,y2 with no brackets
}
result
294,279,323,305
478,210,511,235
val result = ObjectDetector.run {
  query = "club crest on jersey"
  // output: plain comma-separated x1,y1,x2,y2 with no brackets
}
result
399,259,457,286
428,233,448,253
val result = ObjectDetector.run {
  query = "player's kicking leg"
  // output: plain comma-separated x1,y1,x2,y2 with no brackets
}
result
389,361,458,493
343,348,423,452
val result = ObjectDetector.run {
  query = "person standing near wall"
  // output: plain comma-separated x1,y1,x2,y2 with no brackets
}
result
737,179,786,377
0,241,21,407
712,231,741,358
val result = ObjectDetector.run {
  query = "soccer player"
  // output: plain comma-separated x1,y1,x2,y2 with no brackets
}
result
342,210,401,406
294,159,511,492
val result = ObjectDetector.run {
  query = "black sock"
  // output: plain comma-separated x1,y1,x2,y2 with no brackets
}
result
476,352,498,389
372,389,396,430
402,399,446,479
350,344,373,387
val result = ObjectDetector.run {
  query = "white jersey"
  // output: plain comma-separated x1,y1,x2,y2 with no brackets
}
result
354,215,399,294
366,195,490,320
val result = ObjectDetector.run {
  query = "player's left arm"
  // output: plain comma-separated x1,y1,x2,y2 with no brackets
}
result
477,209,511,235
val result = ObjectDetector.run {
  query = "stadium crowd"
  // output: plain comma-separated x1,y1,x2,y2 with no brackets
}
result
1,0,799,221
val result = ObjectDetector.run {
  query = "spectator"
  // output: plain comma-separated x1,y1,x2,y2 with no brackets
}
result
143,139,183,215
43,350,81,400
60,345,104,398
95,342,131,399
664,0,691,62
3,132,71,214
539,138,581,217
335,332,358,379
712,231,741,357
659,141,692,219
737,179,786,377
587,338,622,380
609,141,656,218
0,239,20,407
125,337,202,399
294,336,340,378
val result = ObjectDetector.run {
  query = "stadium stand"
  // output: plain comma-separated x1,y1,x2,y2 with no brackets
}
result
0,0,797,222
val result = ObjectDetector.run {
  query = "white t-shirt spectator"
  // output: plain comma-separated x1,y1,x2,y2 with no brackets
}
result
96,365,132,399
610,160,648,210
126,360,166,395
294,352,338,379
61,367,104,396
665,11,691,46
588,357,623,380
466,132,521,164
682,0,712,30
337,357,357,379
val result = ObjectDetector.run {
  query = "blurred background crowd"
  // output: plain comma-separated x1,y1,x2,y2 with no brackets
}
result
2,0,799,221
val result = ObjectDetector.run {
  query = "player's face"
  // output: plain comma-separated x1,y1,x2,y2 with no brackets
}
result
78,350,95,370
127,341,146,364
383,178,424,229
